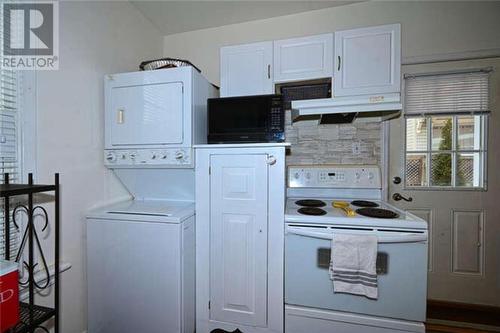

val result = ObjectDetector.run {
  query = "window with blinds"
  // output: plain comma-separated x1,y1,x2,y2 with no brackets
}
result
405,70,490,116
0,12,21,258
403,70,490,189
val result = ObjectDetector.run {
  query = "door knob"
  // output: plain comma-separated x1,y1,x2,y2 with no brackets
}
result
267,155,277,165
392,193,413,202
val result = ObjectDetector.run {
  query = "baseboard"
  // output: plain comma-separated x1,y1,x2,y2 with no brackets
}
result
427,299,500,327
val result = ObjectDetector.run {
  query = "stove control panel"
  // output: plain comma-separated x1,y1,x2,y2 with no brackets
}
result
104,148,192,168
288,165,381,188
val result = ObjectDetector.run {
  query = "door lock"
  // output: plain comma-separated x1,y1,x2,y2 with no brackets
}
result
393,176,402,185
392,193,413,202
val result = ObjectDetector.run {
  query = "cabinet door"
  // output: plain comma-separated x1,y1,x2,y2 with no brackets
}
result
334,24,401,97
209,154,268,327
274,33,333,83
220,41,273,97
110,82,184,146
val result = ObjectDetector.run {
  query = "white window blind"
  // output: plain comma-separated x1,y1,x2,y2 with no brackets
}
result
404,69,491,116
0,3,21,259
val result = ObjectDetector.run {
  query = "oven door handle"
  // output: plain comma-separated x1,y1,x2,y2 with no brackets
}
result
286,226,427,243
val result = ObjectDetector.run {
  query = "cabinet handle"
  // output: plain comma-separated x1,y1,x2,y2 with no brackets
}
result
117,108,124,124
337,56,341,71
267,64,271,79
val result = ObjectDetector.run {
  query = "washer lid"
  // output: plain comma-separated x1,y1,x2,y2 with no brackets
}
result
87,199,194,223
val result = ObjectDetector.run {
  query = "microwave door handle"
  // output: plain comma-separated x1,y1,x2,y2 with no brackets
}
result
286,226,427,243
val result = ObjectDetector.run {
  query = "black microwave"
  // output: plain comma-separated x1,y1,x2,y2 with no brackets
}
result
207,94,285,144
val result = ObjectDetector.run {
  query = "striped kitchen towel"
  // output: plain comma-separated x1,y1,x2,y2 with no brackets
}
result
329,233,378,299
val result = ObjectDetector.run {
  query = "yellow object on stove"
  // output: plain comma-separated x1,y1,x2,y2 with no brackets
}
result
332,201,356,217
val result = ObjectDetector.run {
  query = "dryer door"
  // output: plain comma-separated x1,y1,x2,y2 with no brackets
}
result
110,81,184,146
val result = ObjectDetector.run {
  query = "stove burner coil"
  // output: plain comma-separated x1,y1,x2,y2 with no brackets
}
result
298,207,327,216
355,208,399,219
351,200,379,208
295,199,326,207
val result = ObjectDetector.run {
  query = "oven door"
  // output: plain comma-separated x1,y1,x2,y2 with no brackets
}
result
285,224,428,322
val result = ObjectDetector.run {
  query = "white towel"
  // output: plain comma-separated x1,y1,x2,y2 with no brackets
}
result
329,233,378,299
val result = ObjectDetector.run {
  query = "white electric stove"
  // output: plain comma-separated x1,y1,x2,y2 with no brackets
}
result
284,165,428,333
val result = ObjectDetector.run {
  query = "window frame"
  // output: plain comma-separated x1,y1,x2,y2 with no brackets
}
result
403,114,488,191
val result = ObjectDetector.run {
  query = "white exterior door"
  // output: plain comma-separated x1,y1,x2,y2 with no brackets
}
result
273,33,333,83
220,41,273,97
110,82,184,146
334,24,401,97
388,58,500,306
209,154,269,326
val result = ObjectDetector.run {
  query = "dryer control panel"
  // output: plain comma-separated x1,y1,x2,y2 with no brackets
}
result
104,148,192,168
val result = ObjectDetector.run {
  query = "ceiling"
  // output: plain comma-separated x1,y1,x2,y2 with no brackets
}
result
130,1,361,36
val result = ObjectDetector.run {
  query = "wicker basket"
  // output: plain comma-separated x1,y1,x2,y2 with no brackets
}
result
139,58,201,72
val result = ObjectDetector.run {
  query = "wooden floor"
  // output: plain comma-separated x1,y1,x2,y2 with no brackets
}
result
426,323,495,333
425,300,500,332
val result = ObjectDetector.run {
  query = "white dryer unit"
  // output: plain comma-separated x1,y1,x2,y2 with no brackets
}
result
104,67,218,169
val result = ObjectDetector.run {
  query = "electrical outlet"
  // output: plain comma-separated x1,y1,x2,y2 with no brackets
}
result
352,142,361,155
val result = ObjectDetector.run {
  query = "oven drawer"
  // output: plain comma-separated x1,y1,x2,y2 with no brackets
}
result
285,305,425,333
285,225,428,322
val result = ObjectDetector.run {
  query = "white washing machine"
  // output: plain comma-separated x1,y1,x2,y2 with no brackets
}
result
86,200,195,333
86,67,217,333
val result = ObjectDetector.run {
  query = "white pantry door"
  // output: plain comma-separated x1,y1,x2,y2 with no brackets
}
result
209,154,269,326
388,58,500,306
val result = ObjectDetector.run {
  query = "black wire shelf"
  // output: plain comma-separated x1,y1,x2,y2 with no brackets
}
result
10,303,56,333
2,173,60,333
0,184,57,197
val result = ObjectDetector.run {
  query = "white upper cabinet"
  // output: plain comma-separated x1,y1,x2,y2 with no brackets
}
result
273,33,333,83
220,41,273,97
334,24,401,97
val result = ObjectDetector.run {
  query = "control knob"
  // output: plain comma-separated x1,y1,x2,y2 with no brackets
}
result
175,151,184,161
106,152,116,163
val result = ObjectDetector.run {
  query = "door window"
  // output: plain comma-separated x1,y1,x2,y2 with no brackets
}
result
403,69,490,190
405,115,486,188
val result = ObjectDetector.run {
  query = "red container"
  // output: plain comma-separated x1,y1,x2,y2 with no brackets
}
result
0,260,19,332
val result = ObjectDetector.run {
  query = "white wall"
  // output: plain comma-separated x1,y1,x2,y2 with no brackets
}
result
163,1,500,85
29,2,162,332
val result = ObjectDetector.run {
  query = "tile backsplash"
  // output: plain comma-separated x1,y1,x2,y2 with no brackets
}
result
285,111,382,166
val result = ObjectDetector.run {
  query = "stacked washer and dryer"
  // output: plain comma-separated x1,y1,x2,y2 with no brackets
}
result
86,67,217,333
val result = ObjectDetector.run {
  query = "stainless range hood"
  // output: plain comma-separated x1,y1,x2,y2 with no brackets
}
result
291,93,402,123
